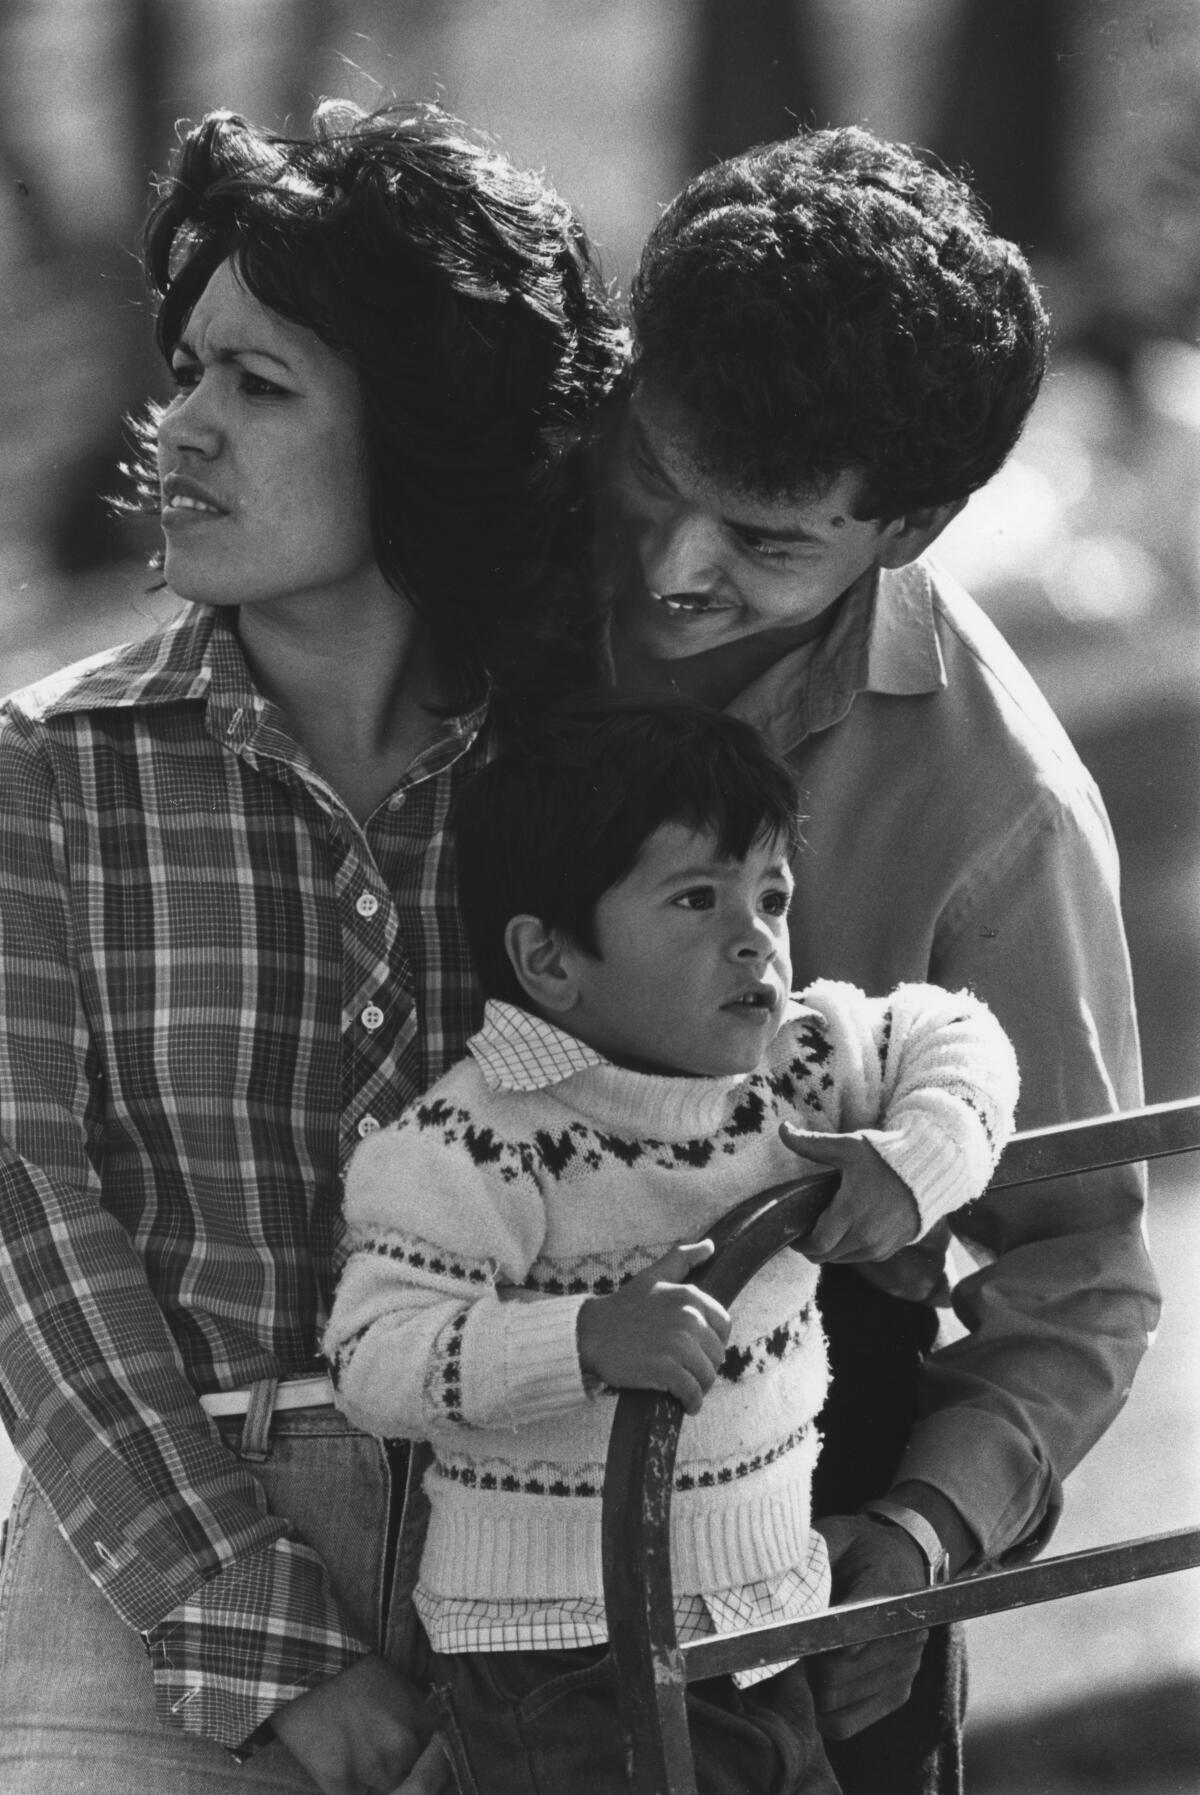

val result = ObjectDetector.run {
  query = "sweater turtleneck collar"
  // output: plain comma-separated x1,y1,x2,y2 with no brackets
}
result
468,998,808,1142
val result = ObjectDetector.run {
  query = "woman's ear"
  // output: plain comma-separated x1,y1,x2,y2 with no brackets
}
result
505,915,581,1014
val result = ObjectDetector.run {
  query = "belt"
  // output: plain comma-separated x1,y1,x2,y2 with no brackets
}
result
199,1374,335,1418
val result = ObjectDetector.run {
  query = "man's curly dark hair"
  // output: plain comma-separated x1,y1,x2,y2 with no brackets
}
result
629,125,1050,518
129,100,626,707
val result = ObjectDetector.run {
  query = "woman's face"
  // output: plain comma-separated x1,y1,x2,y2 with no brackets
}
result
156,259,383,615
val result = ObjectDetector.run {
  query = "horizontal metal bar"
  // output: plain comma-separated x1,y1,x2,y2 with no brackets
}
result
681,1525,1200,1682
991,1097,1200,1189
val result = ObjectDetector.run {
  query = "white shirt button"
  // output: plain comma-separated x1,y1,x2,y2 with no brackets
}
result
361,1004,385,1032
357,1114,381,1138
356,892,380,918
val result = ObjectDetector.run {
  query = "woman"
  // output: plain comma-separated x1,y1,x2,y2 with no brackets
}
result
0,101,622,1793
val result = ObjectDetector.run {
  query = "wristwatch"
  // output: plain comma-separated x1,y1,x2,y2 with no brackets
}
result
860,1497,951,1586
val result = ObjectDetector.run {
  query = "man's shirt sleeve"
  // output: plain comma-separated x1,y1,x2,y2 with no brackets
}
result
892,786,1160,1563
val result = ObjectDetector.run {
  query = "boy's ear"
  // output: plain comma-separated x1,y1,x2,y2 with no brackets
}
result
504,915,581,1015
875,496,968,570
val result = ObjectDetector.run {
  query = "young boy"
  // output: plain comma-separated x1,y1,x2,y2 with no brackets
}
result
324,698,1018,1795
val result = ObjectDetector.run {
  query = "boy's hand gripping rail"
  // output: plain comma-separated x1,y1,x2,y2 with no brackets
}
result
600,1097,1200,1795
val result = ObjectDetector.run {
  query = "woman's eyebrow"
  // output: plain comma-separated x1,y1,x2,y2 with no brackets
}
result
174,337,296,372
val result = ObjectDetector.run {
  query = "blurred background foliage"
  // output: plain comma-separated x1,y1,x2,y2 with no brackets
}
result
0,3,1196,1788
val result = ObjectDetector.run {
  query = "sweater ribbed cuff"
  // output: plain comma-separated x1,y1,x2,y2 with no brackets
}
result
461,1293,591,1429
866,1113,974,1233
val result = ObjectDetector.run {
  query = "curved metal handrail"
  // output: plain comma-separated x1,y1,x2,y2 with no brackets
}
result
600,1099,1200,1795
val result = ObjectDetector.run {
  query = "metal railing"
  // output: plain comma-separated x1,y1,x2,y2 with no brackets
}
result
600,1099,1200,1794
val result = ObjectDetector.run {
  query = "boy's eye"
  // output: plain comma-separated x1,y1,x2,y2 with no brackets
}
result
761,888,792,917
673,887,715,911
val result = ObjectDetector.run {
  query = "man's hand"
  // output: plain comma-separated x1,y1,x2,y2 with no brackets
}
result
577,1241,732,1413
809,1514,929,1740
779,1125,921,1262
270,1654,450,1794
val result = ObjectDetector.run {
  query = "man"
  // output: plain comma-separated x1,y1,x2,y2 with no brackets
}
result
600,124,1159,1795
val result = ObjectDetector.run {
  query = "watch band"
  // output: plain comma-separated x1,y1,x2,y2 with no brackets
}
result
861,1497,951,1585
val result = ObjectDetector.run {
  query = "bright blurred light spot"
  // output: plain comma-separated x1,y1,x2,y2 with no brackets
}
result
1048,534,1164,624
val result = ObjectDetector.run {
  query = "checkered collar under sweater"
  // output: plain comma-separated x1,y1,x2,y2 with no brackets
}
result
467,997,822,1141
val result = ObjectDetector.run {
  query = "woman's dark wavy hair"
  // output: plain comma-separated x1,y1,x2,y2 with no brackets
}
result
129,100,626,708
629,125,1050,517
452,694,804,1010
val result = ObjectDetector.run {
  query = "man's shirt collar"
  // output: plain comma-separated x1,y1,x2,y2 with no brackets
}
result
730,562,947,751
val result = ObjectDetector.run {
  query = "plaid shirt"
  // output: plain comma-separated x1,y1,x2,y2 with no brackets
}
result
0,603,487,1752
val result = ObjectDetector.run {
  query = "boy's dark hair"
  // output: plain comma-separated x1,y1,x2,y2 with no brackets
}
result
453,697,804,1009
629,124,1050,518
129,100,625,706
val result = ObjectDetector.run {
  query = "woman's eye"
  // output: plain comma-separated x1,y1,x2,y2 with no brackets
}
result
240,373,287,398
169,361,200,391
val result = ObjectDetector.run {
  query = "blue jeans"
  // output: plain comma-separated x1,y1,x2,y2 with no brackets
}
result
431,1645,842,1795
0,1404,422,1793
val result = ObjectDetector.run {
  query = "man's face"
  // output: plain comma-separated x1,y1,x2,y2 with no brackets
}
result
557,821,794,1078
601,383,911,661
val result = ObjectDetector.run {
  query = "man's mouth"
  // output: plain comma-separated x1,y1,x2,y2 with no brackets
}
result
646,588,732,615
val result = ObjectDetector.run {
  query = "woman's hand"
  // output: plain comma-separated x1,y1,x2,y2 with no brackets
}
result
577,1241,732,1414
779,1125,921,1262
271,1655,450,1794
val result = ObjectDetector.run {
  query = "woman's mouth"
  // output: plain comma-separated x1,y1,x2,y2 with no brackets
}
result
160,475,227,518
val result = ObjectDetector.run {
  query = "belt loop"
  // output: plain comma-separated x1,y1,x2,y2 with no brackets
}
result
238,1378,279,1462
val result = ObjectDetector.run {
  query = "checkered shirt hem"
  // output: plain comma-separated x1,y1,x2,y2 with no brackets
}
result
468,999,606,1092
417,1536,831,1690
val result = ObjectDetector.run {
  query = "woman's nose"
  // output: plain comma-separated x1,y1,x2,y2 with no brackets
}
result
157,381,221,460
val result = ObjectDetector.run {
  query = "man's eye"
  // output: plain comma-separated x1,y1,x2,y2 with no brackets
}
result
741,535,793,563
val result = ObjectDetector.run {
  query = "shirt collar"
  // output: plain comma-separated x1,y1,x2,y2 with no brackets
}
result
29,601,488,770
729,561,946,751
468,1000,606,1092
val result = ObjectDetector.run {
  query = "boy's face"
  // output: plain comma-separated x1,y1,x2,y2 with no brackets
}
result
559,821,794,1077
601,382,914,663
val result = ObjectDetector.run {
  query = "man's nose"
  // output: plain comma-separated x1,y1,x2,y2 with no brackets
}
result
638,508,726,598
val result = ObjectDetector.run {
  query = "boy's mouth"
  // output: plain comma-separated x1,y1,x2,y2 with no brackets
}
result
722,988,777,1013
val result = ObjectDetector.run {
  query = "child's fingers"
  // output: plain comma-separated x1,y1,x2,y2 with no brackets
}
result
645,1239,715,1283
778,1123,854,1167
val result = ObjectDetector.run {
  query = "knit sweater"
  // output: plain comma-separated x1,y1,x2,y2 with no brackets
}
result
326,979,1017,1623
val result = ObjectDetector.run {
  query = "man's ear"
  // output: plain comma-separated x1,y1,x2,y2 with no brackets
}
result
875,495,968,570
505,915,581,1015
